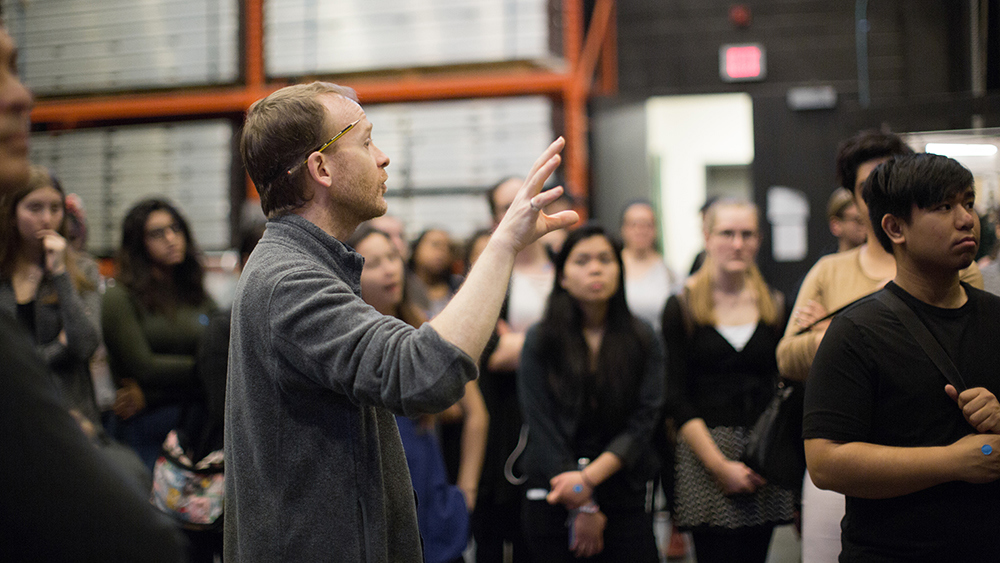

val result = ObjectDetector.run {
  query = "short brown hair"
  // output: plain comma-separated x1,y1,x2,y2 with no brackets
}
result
240,82,358,218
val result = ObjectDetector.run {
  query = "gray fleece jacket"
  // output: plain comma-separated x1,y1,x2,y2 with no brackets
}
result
224,214,477,562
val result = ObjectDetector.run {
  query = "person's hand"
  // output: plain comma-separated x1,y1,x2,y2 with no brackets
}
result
950,433,1000,484
490,137,578,254
113,378,147,420
546,470,593,509
794,299,829,332
38,229,67,275
946,385,1000,434
570,510,607,558
711,459,766,495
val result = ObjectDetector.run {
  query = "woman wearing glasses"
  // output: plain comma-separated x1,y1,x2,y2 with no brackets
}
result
662,199,794,563
0,165,102,424
102,198,216,473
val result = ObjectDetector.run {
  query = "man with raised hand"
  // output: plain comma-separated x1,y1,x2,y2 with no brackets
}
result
227,82,577,562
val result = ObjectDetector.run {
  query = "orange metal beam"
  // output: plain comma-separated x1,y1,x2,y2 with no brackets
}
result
576,0,614,97
244,0,265,89
561,0,586,218
244,0,265,199
31,87,277,126
598,0,618,96
30,70,571,126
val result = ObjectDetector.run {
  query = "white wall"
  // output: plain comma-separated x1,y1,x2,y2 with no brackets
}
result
646,94,754,274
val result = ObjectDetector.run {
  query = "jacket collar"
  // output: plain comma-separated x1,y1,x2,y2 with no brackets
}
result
266,214,365,295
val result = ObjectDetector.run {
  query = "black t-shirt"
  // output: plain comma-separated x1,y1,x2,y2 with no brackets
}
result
804,282,1000,562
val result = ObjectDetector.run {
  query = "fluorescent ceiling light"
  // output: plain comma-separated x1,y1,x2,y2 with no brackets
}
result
925,143,998,157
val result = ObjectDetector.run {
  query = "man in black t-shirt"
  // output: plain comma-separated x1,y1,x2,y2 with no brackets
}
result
804,153,1000,562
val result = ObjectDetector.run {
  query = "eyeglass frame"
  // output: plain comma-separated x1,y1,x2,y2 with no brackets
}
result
285,118,362,177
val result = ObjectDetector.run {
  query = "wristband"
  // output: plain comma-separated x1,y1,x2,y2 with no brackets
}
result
578,501,600,514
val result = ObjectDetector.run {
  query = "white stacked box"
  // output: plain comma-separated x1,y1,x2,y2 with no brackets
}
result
4,0,238,94
30,121,234,254
363,95,554,239
265,0,557,76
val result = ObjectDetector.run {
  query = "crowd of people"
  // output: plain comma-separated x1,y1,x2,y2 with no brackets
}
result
3,18,1000,563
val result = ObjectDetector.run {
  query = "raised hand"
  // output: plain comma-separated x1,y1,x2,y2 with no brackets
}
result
490,138,579,254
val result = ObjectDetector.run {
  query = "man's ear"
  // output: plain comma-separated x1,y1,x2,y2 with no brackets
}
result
306,153,335,189
881,214,905,246
829,218,843,238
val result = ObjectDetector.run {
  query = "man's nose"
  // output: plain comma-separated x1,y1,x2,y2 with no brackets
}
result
957,206,976,229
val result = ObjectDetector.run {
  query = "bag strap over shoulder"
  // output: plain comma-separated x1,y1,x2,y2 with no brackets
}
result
876,289,967,392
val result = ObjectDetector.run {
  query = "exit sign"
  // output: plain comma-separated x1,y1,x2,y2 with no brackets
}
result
720,43,766,82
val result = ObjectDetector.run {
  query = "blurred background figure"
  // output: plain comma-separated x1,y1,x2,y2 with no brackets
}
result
464,228,493,274
519,223,664,563
825,187,867,254
408,227,464,319
0,165,102,424
350,224,487,563
663,198,794,563
370,213,410,261
687,196,718,276
102,198,217,472
620,199,679,332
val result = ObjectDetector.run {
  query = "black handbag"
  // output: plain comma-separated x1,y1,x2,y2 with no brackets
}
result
741,378,806,491
741,295,868,490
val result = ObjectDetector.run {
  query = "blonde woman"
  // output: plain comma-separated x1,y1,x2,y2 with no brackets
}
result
662,199,794,563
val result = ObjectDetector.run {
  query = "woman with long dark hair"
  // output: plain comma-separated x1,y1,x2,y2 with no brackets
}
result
0,165,101,423
663,198,795,563
518,223,664,562
102,198,216,471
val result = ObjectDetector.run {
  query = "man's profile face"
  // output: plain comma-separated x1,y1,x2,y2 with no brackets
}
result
319,94,390,223
853,157,890,231
832,202,867,249
897,186,979,273
0,27,33,195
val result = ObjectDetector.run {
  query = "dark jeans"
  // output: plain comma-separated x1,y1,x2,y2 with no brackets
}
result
521,499,659,563
690,525,776,563
472,495,529,563
106,403,184,473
